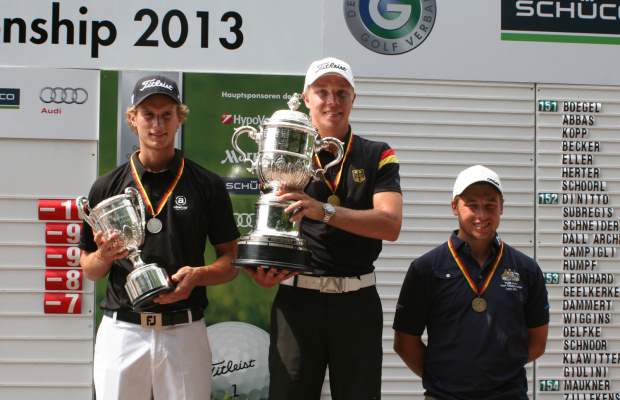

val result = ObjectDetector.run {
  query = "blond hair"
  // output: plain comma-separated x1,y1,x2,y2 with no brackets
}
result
125,103,190,133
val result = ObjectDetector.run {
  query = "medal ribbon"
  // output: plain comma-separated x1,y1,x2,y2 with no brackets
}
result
130,152,185,217
447,238,504,297
314,133,354,194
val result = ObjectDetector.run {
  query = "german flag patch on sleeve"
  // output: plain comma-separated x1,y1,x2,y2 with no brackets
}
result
378,148,399,169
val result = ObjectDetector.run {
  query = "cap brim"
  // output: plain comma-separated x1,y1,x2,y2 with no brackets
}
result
133,91,180,106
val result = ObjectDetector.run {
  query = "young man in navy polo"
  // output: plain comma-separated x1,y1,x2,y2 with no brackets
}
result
393,165,549,400
79,75,239,400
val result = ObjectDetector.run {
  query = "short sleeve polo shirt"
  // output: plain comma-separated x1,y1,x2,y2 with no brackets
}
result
393,232,549,400
302,129,401,276
79,150,240,312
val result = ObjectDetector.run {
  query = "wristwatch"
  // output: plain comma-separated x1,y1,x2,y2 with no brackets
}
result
322,202,336,223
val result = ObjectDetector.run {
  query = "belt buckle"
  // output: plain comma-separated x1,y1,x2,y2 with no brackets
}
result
320,277,344,293
140,312,163,328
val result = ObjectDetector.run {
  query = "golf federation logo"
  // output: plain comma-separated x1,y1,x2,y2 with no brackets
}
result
501,268,520,283
344,0,436,55
352,168,366,183
174,195,188,211
500,268,523,292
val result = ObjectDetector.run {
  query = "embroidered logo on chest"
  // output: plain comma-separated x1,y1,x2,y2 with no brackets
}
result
500,268,523,291
352,168,366,183
173,195,189,211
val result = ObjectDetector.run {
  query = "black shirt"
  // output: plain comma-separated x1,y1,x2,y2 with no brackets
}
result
79,150,240,312
302,129,401,276
393,232,549,400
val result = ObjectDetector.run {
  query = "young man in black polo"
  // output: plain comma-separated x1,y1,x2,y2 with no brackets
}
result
393,165,549,400
247,57,403,399
79,75,239,400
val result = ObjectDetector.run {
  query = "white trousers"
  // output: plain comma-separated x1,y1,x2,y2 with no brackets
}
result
94,315,212,400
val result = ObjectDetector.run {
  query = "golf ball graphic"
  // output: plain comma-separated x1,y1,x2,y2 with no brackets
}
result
208,321,270,400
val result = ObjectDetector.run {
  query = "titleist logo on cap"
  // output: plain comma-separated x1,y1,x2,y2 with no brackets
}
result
140,78,174,92
315,61,348,73
487,177,500,186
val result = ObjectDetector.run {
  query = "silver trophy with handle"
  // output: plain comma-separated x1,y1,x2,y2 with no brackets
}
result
77,187,173,310
231,94,344,274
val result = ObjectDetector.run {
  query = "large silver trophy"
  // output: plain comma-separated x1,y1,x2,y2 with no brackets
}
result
231,94,344,274
77,187,173,310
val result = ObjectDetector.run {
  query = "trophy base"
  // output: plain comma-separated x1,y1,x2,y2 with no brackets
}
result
234,235,324,275
125,263,175,311
131,285,175,311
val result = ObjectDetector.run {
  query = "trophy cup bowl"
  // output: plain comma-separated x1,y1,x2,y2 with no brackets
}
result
231,94,344,274
77,187,173,310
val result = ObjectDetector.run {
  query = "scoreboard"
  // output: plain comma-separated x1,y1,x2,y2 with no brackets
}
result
0,68,98,400
40,199,84,314
536,85,620,399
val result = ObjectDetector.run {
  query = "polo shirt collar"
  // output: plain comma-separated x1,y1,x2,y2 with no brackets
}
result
342,126,352,148
450,230,501,258
131,149,183,178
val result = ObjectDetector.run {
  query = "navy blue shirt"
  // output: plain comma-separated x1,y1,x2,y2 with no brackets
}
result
393,231,549,400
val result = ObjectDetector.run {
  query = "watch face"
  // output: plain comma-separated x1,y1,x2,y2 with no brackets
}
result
323,202,336,223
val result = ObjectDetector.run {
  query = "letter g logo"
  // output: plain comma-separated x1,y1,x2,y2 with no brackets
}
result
344,0,436,55
369,0,412,30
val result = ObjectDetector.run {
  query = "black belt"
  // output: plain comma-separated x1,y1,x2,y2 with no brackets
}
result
104,308,203,328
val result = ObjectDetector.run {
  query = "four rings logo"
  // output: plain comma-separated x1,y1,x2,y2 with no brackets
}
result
344,0,436,55
39,87,88,104
234,213,256,229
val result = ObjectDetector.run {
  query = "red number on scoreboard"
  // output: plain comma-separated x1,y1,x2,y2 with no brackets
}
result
44,292,82,314
38,199,80,221
45,246,81,267
45,222,82,244
45,269,83,291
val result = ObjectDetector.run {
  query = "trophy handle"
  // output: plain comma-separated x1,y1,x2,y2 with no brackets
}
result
312,137,345,180
232,126,259,173
124,187,146,232
76,196,99,231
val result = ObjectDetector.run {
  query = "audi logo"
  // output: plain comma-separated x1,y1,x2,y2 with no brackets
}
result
39,87,88,104
234,213,256,229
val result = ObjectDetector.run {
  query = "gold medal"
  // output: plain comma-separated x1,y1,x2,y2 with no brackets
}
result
472,297,487,313
314,133,353,211
448,239,503,314
327,194,340,206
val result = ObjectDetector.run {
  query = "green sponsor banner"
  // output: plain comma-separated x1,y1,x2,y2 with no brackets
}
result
95,70,119,325
183,72,303,331
501,32,620,45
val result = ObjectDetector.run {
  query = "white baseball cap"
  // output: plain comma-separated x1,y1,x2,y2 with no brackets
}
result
303,57,355,93
452,165,503,200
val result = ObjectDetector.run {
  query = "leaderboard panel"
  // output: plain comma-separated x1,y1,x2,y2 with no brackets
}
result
536,85,620,400
0,67,98,400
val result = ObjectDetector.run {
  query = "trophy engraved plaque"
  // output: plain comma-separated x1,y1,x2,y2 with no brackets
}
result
77,187,173,310
231,94,344,274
